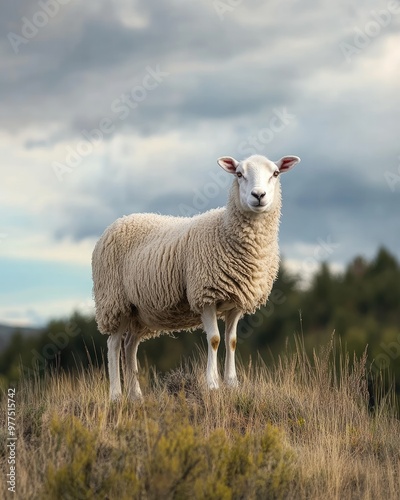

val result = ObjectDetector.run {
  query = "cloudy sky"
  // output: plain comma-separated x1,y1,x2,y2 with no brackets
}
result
1,0,399,326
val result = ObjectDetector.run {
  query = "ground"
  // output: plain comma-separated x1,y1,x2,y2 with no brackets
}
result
1,338,399,499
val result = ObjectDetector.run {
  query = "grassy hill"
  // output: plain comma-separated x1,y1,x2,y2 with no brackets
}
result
1,338,399,499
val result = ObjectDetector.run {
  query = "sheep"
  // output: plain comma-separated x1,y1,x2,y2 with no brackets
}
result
92,153,300,400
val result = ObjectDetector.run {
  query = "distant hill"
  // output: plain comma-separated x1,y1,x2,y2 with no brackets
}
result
0,323,42,351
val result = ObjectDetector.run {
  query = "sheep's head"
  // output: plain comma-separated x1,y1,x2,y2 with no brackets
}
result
217,154,300,213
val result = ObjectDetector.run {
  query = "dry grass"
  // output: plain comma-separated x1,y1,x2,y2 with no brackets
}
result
1,336,399,499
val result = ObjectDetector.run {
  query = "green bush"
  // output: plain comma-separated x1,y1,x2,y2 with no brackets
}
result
42,412,295,500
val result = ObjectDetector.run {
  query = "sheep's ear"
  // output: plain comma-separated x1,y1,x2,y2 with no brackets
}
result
217,156,239,174
275,156,301,173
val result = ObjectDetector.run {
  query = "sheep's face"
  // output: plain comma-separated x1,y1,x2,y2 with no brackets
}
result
217,154,300,213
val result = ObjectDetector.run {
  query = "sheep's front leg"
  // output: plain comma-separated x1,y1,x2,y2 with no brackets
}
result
108,330,124,401
201,304,220,389
224,309,241,387
124,333,143,400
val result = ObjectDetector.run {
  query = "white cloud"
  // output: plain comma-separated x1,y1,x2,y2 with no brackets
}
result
0,296,94,327
0,231,95,266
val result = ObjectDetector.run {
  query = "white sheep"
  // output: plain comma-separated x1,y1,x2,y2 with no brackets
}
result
92,154,300,400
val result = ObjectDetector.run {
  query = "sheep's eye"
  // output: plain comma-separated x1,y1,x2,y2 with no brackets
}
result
273,170,280,177
236,172,243,178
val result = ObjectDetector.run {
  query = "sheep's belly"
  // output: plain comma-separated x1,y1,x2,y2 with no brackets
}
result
137,298,204,333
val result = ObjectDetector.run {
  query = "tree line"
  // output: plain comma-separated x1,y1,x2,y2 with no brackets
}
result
1,246,399,394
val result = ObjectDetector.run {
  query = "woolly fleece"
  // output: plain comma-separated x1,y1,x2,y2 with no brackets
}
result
92,179,281,338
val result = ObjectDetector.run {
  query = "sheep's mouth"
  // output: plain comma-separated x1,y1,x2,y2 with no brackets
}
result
249,200,272,213
249,203,270,212
250,200,269,208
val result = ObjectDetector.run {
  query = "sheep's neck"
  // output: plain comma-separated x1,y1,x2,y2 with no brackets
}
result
221,181,281,259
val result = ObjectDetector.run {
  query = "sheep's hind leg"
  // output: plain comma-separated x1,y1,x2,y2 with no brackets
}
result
108,329,124,401
201,304,220,390
124,333,143,400
224,309,241,387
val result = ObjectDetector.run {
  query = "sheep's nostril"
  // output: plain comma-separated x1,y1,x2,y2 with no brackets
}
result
251,190,266,200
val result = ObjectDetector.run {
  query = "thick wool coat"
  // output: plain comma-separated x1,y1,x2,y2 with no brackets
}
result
92,179,281,338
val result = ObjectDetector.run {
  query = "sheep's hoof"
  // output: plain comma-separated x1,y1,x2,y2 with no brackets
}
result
110,393,122,403
225,377,239,388
207,380,220,390
127,391,144,402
